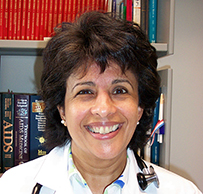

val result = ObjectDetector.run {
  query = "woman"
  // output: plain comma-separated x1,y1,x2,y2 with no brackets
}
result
0,11,201,194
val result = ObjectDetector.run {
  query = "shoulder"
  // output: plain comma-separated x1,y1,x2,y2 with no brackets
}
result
127,149,202,193
0,156,46,194
151,164,202,193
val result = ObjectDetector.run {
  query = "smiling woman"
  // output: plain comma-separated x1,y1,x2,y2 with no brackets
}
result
0,11,201,194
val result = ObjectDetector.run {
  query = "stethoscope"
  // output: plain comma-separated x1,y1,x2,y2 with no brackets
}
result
32,153,159,194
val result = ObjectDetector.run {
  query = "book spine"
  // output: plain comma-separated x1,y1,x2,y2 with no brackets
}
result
21,0,27,40
47,0,54,37
43,0,48,38
12,0,18,39
141,0,148,36
30,0,37,40
26,0,32,40
52,0,58,31
63,0,69,22
30,95,47,160
57,0,63,25
148,0,157,43
151,96,160,165
0,0,4,39
2,93,15,172
126,0,132,21
112,0,116,17
39,0,44,40
35,0,40,40
8,0,14,39
3,0,9,39
16,0,22,40
67,0,72,22
133,0,141,25
14,94,30,166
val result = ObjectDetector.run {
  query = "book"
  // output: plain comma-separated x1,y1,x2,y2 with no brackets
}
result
21,0,27,40
16,0,22,40
1,93,15,172
35,0,41,40
8,0,14,39
26,0,32,40
141,0,148,36
151,95,160,165
30,0,37,40
133,0,141,25
12,0,18,40
126,0,132,21
0,0,4,39
30,95,48,160
148,0,157,43
14,94,30,166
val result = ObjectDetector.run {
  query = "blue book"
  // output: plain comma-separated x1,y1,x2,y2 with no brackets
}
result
30,95,48,160
151,96,160,165
148,0,157,43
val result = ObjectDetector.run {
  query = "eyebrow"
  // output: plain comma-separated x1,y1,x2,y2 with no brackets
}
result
112,79,134,90
72,81,95,92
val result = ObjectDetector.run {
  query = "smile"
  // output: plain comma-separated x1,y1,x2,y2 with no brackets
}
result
86,124,120,134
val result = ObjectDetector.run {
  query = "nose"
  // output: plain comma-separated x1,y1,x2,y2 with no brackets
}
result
90,91,116,118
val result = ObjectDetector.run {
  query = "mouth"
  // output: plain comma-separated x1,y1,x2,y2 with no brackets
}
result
86,124,120,135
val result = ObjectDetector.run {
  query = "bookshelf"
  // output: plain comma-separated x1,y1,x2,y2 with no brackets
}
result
0,0,174,170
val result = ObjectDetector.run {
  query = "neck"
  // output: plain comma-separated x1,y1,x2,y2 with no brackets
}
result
71,145,127,194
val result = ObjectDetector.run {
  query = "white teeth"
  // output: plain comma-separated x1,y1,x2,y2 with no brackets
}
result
88,124,119,134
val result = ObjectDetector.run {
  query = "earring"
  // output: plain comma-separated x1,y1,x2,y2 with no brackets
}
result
61,120,65,125
137,121,139,125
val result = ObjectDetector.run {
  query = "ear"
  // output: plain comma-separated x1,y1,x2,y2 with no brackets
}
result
137,106,144,121
57,105,67,126
57,105,65,119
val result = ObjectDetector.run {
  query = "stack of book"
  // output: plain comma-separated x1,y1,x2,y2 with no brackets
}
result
0,92,48,173
0,0,109,40
0,0,158,43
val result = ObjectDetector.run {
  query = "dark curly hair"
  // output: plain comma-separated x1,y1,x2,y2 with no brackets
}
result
40,11,160,152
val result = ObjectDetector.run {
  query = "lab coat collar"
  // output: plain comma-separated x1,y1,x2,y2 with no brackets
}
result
34,143,73,193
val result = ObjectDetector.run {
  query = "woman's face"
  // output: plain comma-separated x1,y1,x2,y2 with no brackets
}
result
58,62,143,161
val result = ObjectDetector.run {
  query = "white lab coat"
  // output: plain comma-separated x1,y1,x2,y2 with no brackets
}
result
0,143,202,194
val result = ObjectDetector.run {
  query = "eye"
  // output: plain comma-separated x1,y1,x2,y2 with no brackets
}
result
113,87,128,95
76,89,94,96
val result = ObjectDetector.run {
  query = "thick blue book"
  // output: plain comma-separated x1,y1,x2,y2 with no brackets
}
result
30,95,47,160
148,0,157,43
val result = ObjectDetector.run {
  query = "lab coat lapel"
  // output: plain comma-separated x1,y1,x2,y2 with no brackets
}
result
34,143,73,193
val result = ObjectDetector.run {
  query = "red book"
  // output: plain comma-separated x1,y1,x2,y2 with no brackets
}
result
30,0,37,40
39,0,45,40
47,0,54,37
57,0,63,25
62,0,69,22
67,0,72,22
12,0,18,40
52,0,58,29
3,0,9,39
72,0,77,21
0,0,4,39
43,0,49,38
81,0,85,14
21,0,27,40
16,0,22,40
8,0,14,39
126,0,132,21
26,0,32,40
35,0,40,40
